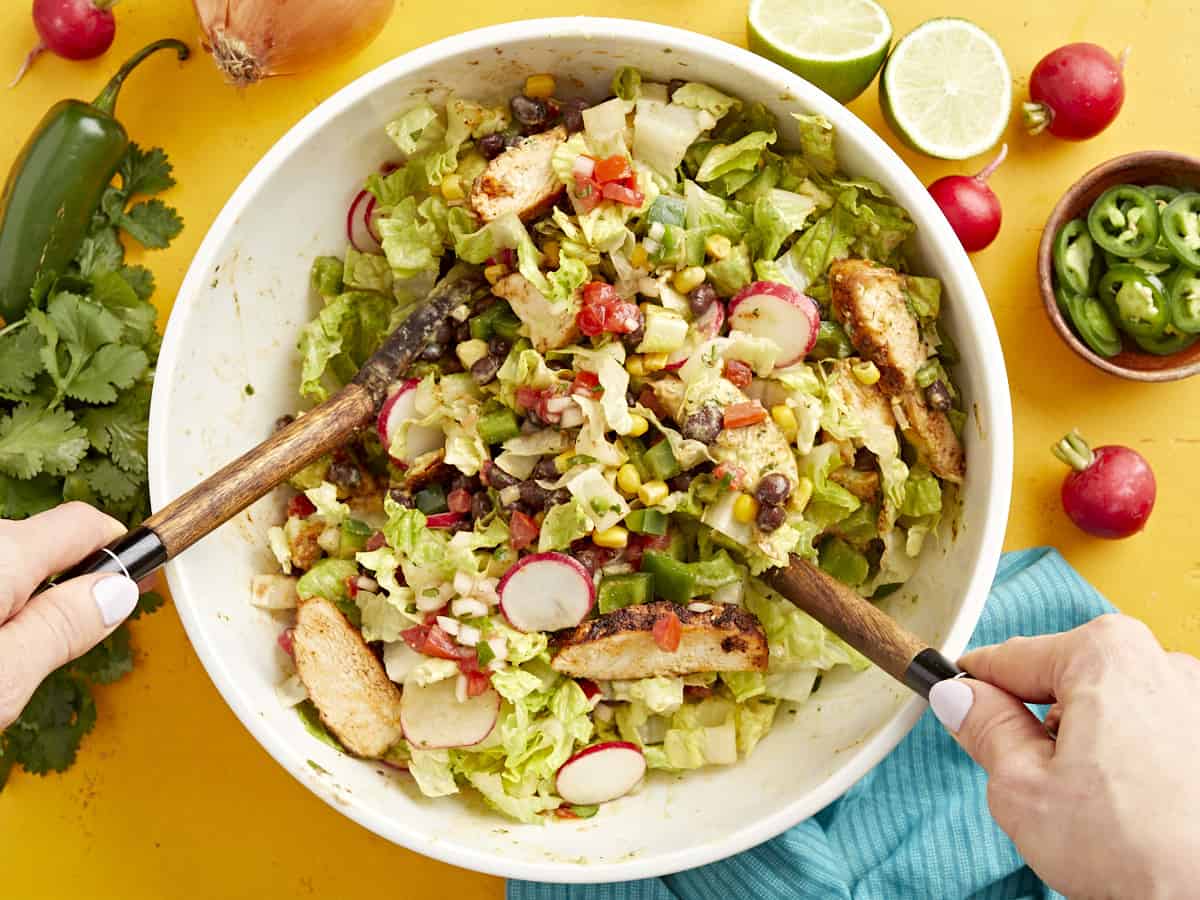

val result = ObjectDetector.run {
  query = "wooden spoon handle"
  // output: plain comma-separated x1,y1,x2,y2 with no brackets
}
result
762,554,962,698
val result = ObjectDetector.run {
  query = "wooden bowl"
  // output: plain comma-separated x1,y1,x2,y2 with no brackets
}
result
1038,151,1200,382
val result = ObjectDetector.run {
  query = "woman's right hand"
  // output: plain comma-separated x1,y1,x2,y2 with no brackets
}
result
929,614,1200,899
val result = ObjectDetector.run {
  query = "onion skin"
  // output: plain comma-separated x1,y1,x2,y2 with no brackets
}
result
192,0,395,87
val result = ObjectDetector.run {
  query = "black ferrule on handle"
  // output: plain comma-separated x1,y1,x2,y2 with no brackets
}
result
53,526,167,586
903,647,963,699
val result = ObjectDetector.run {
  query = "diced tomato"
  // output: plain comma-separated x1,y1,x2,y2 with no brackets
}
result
577,679,601,700
653,611,682,652
345,575,359,599
607,301,642,334
723,401,768,429
553,806,580,820
510,510,540,550
498,248,515,267
637,386,669,420
625,531,672,570
723,358,753,389
287,494,317,518
712,462,746,490
447,488,473,515
601,181,644,207
573,175,604,212
583,281,621,307
577,302,609,337
465,670,492,697
277,628,295,658
422,603,449,626
571,370,601,395
365,531,386,551
594,154,633,183
401,624,473,661
516,385,544,412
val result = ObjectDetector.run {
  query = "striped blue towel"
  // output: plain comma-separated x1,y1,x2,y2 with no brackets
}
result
510,548,1113,900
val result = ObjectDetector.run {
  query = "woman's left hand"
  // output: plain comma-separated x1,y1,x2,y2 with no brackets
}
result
0,502,140,729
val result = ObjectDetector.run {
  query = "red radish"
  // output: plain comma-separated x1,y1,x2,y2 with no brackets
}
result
400,677,500,749
498,552,596,632
555,742,646,806
927,144,1006,253
1024,44,1127,140
1053,430,1155,539
666,300,725,371
728,282,820,367
10,0,117,88
425,512,464,529
377,380,443,464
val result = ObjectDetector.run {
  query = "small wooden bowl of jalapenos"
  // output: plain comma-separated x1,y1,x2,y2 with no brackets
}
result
1039,151,1200,382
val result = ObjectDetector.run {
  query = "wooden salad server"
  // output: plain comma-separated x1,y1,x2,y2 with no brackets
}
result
56,264,486,585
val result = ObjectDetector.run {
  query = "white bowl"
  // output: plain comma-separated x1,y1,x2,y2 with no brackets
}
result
149,17,1013,884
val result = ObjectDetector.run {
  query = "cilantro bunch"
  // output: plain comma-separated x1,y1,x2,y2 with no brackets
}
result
0,144,181,788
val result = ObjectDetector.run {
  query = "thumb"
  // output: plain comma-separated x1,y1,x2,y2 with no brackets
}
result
0,574,139,729
929,677,1053,774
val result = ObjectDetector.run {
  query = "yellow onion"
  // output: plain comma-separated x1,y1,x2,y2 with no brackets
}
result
192,0,395,87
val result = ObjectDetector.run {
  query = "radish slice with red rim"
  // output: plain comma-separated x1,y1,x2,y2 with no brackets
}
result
400,677,500,750
497,552,595,632
555,742,646,806
377,380,444,464
665,301,725,371
728,281,820,368
425,512,464,529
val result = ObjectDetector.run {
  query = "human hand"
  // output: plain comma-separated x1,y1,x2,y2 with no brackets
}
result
0,503,140,729
929,614,1200,899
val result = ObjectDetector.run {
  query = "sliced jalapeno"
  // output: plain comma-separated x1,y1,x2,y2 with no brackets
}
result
1097,265,1170,338
1145,185,1182,206
1161,192,1200,269
1059,285,1122,358
1103,249,1175,277
1087,185,1160,258
1168,268,1200,334
1054,219,1101,295
1133,329,1198,356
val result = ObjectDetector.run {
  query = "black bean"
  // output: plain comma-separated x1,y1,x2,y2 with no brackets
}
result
450,474,477,494
481,460,519,489
668,472,695,493
755,473,792,507
756,503,787,532
547,358,571,371
926,380,953,412
388,488,415,508
273,414,295,433
626,389,639,407
479,133,507,159
561,98,589,133
470,492,494,520
470,355,502,385
510,95,549,128
488,336,512,357
688,283,718,317
621,310,646,350
420,342,444,362
525,408,545,427
327,458,363,491
520,417,541,434
682,402,723,444
519,480,550,509
433,321,456,345
533,458,560,481
667,78,686,101
574,544,613,575
550,488,571,506
455,320,472,343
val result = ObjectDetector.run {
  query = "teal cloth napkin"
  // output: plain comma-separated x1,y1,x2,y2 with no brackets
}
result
509,548,1113,900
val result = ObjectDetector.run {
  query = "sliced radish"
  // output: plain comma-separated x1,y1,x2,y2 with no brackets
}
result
555,742,646,806
376,380,444,464
666,301,725,371
728,281,820,368
425,512,464,529
400,677,500,749
497,552,595,633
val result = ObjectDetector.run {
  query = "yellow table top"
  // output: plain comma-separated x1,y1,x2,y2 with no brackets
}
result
2,0,1197,896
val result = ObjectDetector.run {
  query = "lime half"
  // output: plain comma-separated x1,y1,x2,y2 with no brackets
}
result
880,18,1012,160
748,0,892,103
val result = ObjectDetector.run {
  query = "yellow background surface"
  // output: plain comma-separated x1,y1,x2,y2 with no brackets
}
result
1,1,1197,897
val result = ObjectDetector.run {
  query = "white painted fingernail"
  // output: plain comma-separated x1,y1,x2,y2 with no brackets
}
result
93,576,138,627
929,678,974,733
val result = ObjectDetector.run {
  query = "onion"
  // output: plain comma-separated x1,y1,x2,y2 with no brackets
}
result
572,155,595,179
192,0,395,87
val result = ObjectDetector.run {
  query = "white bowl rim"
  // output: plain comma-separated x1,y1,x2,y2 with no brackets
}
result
149,16,1014,883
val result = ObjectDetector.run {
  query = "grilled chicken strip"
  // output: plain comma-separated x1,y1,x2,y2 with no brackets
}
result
470,125,567,223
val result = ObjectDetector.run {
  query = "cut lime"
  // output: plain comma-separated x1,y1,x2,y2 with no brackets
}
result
879,18,1012,160
747,0,892,104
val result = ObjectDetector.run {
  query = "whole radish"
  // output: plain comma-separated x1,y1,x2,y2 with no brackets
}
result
1023,43,1127,140
927,144,1007,253
1053,430,1155,539
10,0,117,88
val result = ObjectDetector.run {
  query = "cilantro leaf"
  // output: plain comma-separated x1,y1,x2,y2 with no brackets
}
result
89,271,157,347
0,326,45,399
66,344,149,405
115,199,184,250
76,226,124,278
3,670,97,775
117,265,155,301
0,404,88,478
48,292,124,351
76,456,140,502
131,590,165,620
80,386,150,476
0,472,61,519
119,144,175,197
73,626,134,685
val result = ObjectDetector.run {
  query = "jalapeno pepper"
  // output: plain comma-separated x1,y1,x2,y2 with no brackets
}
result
1167,268,1200,334
1145,185,1182,206
1059,285,1122,358
1097,265,1170,338
1102,249,1175,277
1054,219,1102,295
1132,329,1198,356
1161,192,1200,269
0,39,190,323
1087,185,1160,259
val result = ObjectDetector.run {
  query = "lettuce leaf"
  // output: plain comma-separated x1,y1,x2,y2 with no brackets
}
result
297,290,393,401
538,496,592,552
409,748,459,797
671,82,740,118
751,189,819,259
633,97,715,179
611,66,642,101
342,248,393,293
695,131,776,183
792,114,837,177
902,466,943,518
745,578,869,672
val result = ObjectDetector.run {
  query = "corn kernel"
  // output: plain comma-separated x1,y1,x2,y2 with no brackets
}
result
630,244,649,269
642,352,669,373
542,240,561,268
617,464,642,496
626,355,647,377
440,173,465,201
705,234,732,260
638,480,669,507
770,404,799,442
852,360,881,386
626,413,649,437
592,525,629,549
554,450,575,473
456,338,490,370
672,266,707,295
484,264,509,285
524,73,557,100
733,492,760,524
793,476,814,512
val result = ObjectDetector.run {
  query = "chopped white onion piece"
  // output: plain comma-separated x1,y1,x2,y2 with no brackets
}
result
250,574,299,610
644,238,661,254
356,575,379,593
436,615,460,636
499,485,522,505
486,635,508,661
648,221,665,240
457,624,481,647
687,602,713,613
317,527,341,554
416,589,446,612
544,394,572,414
453,571,475,596
452,596,489,619
572,155,595,178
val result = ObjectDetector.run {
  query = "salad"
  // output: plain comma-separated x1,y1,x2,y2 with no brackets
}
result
251,67,967,823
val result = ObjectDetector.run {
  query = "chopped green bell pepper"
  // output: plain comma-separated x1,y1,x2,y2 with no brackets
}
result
642,439,682,481
597,572,655,613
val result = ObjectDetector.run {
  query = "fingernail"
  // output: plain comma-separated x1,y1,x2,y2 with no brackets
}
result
93,576,138,627
929,678,974,733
